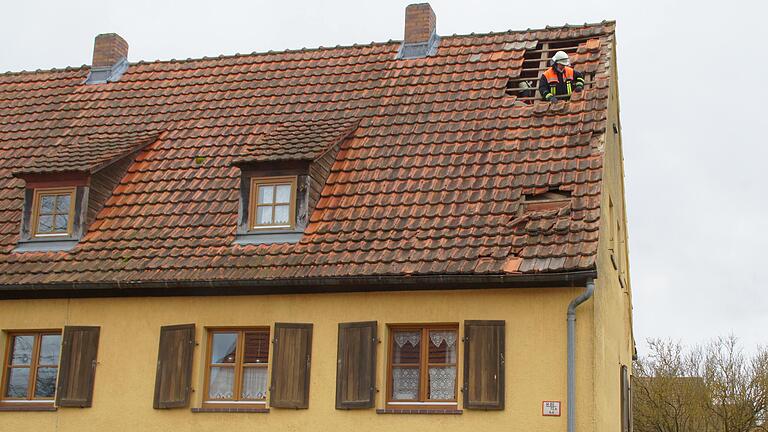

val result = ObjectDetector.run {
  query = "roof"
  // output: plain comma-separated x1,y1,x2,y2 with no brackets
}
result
232,118,360,164
13,130,160,175
0,22,616,290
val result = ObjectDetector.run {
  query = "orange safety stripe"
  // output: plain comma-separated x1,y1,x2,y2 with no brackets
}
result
543,66,575,83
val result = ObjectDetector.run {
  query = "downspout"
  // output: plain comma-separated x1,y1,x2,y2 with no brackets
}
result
567,278,595,432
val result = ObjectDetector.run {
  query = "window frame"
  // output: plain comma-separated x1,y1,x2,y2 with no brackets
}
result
202,327,271,408
386,323,459,409
1,330,62,406
30,187,76,238
248,176,297,231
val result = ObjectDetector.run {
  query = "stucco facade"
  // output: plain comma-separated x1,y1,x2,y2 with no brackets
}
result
1,287,608,431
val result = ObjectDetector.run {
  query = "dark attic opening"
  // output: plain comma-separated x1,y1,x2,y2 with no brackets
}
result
505,37,599,104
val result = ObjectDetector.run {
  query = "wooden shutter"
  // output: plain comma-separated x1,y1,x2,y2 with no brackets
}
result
621,365,631,432
153,324,196,409
270,323,313,408
56,326,100,408
463,320,505,410
335,321,377,409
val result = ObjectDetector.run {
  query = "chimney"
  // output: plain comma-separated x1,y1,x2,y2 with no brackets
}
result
86,33,129,84
397,3,440,59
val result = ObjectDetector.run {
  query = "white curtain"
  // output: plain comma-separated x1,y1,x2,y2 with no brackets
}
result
429,331,457,348
241,368,268,400
392,368,419,400
208,367,234,399
394,331,420,348
429,366,457,400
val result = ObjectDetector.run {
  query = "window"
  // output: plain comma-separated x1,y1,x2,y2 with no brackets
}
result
205,328,270,406
249,177,297,230
30,188,75,237
2,331,62,404
387,325,458,407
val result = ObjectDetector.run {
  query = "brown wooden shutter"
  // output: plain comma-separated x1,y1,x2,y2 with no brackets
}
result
335,321,377,409
153,324,196,409
463,320,505,410
621,365,631,432
270,323,312,409
56,326,100,408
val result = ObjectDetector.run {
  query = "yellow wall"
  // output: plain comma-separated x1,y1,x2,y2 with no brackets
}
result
591,37,635,432
0,287,598,432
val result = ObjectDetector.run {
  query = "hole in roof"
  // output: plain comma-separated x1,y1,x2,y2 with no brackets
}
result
505,37,599,104
524,188,572,202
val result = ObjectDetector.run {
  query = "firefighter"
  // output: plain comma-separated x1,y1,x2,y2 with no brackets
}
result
539,51,585,102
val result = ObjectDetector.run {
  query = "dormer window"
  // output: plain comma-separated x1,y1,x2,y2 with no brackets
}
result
231,117,360,245
250,177,297,230
12,130,161,252
31,188,76,237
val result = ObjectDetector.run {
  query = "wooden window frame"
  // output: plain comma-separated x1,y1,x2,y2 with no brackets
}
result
203,327,270,408
1,330,62,407
248,176,297,231
30,187,76,238
386,324,459,410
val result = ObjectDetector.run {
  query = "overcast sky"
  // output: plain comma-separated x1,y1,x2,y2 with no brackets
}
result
2,0,766,355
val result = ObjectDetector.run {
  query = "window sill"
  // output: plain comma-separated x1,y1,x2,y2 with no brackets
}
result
192,407,269,414
377,409,463,415
234,231,303,245
14,238,78,252
0,405,57,412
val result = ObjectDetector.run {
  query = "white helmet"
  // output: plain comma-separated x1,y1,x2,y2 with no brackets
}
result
552,51,570,66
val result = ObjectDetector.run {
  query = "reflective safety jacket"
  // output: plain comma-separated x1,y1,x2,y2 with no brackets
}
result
538,66,585,100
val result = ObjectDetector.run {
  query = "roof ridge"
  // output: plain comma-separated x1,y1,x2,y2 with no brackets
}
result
1,20,615,76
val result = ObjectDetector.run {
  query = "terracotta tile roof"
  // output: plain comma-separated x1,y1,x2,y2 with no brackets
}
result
232,118,360,164
0,22,615,287
13,130,160,175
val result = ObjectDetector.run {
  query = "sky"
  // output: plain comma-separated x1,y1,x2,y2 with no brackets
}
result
1,0,766,356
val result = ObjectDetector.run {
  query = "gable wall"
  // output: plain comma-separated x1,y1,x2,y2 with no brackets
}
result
591,37,635,432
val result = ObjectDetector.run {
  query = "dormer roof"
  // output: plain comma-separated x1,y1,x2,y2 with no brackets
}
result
13,130,160,176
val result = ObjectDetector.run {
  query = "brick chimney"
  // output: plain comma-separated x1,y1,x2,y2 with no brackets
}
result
404,3,436,45
397,3,440,59
86,33,129,84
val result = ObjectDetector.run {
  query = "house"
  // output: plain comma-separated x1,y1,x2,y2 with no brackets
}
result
0,3,634,431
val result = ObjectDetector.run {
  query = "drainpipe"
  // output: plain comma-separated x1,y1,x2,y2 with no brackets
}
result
567,278,595,432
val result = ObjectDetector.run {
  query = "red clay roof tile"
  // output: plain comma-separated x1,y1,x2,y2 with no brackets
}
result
0,22,615,287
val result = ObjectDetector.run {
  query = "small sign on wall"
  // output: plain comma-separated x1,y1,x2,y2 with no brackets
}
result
542,400,561,416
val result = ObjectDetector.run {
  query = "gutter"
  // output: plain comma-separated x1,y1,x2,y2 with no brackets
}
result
0,270,597,300
567,278,595,432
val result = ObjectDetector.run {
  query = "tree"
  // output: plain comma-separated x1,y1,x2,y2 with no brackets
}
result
633,337,768,432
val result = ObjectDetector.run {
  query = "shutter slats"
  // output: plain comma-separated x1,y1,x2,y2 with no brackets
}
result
270,323,313,409
463,320,505,410
153,324,196,409
336,321,377,409
56,326,100,408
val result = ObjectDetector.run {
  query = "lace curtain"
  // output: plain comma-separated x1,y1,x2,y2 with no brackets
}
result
392,368,419,399
208,367,234,399
429,331,457,348
242,368,268,400
428,366,456,399
394,331,421,348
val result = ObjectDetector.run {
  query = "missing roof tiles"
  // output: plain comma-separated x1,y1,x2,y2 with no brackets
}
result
525,189,572,202
505,37,598,103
